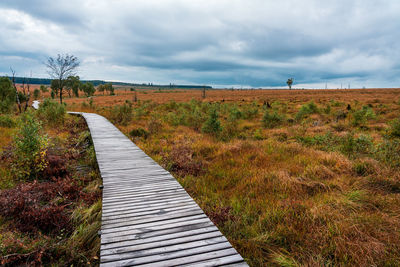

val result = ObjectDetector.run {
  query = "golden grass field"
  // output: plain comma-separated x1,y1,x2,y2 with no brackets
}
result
61,87,400,266
6,86,400,266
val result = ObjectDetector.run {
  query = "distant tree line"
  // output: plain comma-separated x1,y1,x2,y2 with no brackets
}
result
0,76,213,89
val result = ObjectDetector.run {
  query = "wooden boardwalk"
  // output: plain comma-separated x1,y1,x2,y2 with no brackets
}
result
78,112,248,266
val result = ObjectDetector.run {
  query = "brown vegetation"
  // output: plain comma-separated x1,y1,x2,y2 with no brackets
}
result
64,88,400,266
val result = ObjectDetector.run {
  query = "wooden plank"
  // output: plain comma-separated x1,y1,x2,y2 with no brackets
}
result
102,196,196,211
101,238,231,263
101,218,212,243
102,210,205,230
101,246,238,266
101,199,195,215
101,203,200,221
101,214,208,235
101,226,220,250
181,255,247,266
101,231,224,257
101,222,215,245
102,206,199,222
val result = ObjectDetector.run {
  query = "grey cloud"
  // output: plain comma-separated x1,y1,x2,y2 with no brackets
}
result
0,0,399,88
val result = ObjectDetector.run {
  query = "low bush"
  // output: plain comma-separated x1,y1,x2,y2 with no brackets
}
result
0,114,16,128
202,108,222,135
376,139,400,167
0,77,15,113
147,118,162,134
253,129,264,140
228,105,242,121
297,132,374,158
37,98,66,126
352,160,374,176
340,133,374,156
110,103,132,125
162,145,206,177
334,110,347,121
187,107,206,131
389,118,400,138
352,105,376,126
242,104,258,119
33,88,40,99
129,128,149,139
12,112,49,180
295,101,319,120
0,178,79,234
323,104,331,114
262,111,284,128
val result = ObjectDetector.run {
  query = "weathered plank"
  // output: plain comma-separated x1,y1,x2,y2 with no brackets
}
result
77,112,248,266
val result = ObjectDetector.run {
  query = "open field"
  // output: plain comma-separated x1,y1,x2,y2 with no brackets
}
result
62,88,400,266
67,88,400,106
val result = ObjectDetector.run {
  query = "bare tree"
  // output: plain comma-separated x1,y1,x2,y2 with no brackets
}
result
45,54,79,104
10,68,31,113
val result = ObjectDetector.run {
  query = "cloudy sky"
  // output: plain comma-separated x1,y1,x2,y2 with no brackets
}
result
0,0,399,88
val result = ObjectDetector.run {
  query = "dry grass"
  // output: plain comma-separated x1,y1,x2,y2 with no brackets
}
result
37,88,400,266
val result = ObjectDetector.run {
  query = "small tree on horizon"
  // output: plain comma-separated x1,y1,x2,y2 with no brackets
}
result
45,54,79,104
287,78,294,89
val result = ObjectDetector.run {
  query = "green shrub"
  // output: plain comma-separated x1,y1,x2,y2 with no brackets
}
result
110,103,132,125
166,110,186,126
334,110,347,121
262,111,284,128
253,129,264,140
134,106,148,119
228,105,242,121
329,100,343,107
202,108,222,135
147,118,162,134
33,88,40,99
242,104,258,119
377,139,400,167
340,133,374,157
40,85,49,93
296,132,373,158
295,101,319,120
81,82,96,97
37,98,66,126
389,118,400,138
129,128,149,139
323,104,331,114
0,114,16,128
352,105,376,126
191,107,206,131
352,161,373,176
12,111,48,180
219,120,239,141
0,77,15,113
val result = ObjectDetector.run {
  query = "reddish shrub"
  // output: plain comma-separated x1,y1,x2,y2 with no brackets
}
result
40,154,68,180
208,206,235,226
162,145,206,176
0,178,81,234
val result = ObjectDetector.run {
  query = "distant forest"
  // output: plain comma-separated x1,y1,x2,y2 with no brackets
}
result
3,76,212,89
